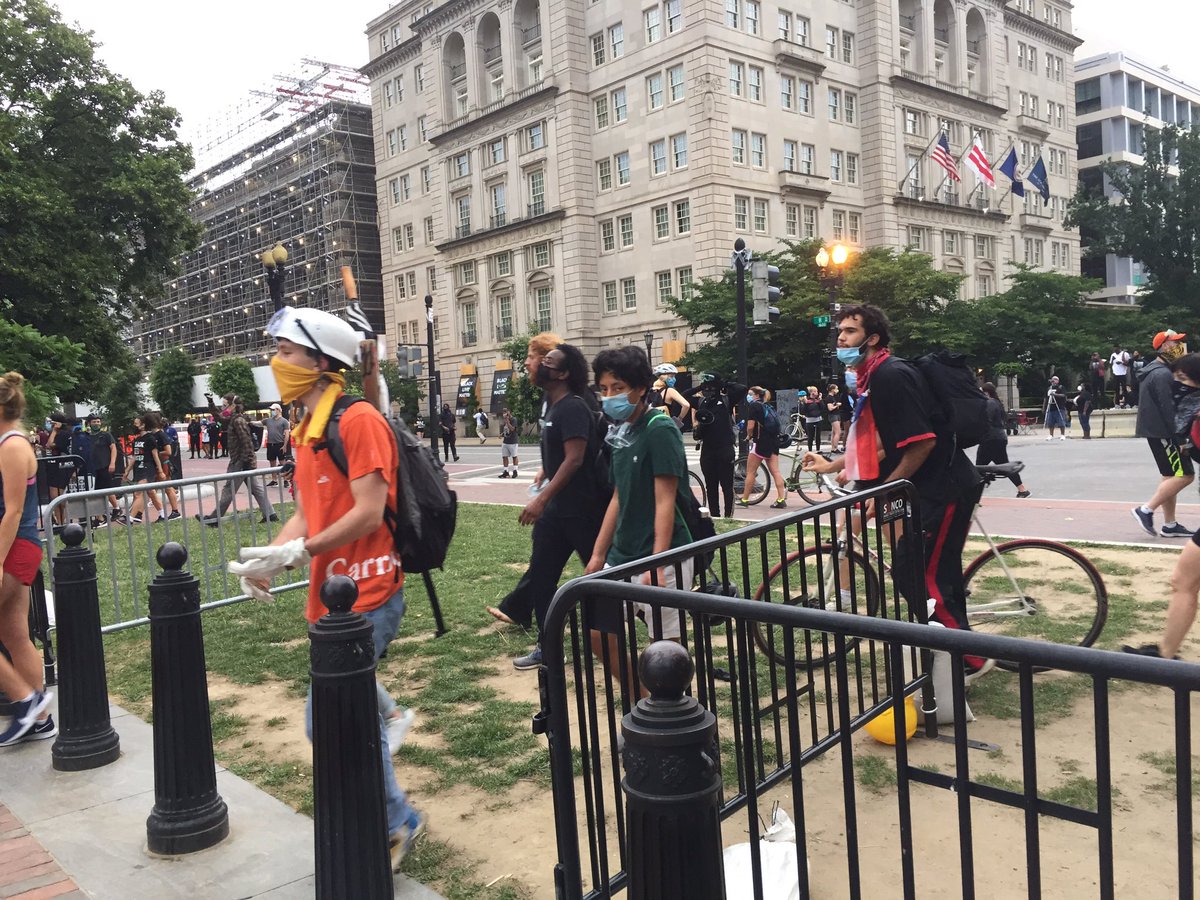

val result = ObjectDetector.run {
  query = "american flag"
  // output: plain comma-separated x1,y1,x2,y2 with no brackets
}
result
930,132,960,182
966,136,995,188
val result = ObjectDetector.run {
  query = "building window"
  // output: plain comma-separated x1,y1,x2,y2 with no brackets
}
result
526,122,545,150
844,92,856,125
601,220,615,251
832,209,845,240
906,226,928,252
848,212,861,243
592,33,606,66
648,73,664,109
666,0,681,33
725,0,740,29
489,138,506,165
597,158,612,191
841,31,855,63
461,302,478,346
753,198,768,233
455,194,471,235
750,132,765,168
976,273,993,297
654,205,670,239
785,204,798,236
780,75,795,110
424,217,435,243
796,16,810,46
830,149,842,182
609,23,624,58
395,74,405,102
800,143,815,174
671,132,687,168
904,108,923,135
459,260,477,286
745,0,759,34
748,66,763,102
421,166,431,193
535,287,552,330
825,26,838,59
943,231,961,256
616,151,631,186
490,182,507,226
650,139,667,175
387,129,397,157
527,170,545,216
779,10,791,41
619,214,634,248
453,152,470,178
622,277,637,310
974,235,993,259
595,96,609,129
533,241,551,268
828,88,840,121
400,174,411,200
729,61,744,97
612,87,628,122
668,64,685,101
803,206,817,238
675,199,690,234
677,266,693,299
783,140,797,172
396,273,408,300
603,281,618,313
389,177,400,205
734,195,749,230
645,6,661,42
657,271,673,304
1023,238,1044,266
847,152,858,184
798,80,812,114
414,65,424,92
392,226,404,253
731,129,746,165
403,223,415,250
384,81,394,108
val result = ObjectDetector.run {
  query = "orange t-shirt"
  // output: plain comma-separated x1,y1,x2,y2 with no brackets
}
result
295,399,404,623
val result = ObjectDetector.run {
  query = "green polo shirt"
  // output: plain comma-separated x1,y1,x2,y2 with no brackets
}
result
607,410,692,566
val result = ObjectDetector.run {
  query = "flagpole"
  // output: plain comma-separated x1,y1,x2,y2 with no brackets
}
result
897,125,947,195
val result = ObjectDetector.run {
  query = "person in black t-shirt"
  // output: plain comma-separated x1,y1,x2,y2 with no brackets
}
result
686,374,740,517
487,344,608,671
439,404,459,462
125,415,166,523
801,304,990,679
85,415,125,526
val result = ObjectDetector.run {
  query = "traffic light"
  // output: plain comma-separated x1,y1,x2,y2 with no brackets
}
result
751,260,781,325
396,344,424,378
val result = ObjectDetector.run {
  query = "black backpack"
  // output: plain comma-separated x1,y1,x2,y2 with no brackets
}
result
910,351,990,449
478,412,489,430
322,395,458,574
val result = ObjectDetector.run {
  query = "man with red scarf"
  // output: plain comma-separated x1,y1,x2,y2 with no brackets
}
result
801,304,988,678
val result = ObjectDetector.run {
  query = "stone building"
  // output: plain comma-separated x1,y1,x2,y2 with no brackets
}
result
364,0,1080,409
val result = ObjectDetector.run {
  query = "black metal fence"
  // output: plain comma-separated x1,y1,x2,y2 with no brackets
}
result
536,482,1200,900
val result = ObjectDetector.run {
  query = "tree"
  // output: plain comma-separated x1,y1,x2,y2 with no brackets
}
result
95,348,145,434
500,331,541,430
665,241,962,389
0,0,201,394
0,317,83,423
1066,123,1200,314
207,357,259,408
150,347,196,421
343,360,424,419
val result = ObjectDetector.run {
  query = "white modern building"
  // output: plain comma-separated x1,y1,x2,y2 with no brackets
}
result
364,0,1081,407
1074,51,1200,306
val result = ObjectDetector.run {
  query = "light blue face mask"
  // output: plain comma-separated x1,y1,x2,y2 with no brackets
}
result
844,370,858,391
601,392,638,422
665,376,676,388
746,393,755,404
836,345,866,366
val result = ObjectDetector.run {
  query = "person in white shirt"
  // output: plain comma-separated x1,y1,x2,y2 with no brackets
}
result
473,408,487,444
1109,346,1132,407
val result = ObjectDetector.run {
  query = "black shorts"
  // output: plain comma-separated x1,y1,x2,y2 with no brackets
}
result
92,468,114,491
266,442,284,464
1148,438,1195,478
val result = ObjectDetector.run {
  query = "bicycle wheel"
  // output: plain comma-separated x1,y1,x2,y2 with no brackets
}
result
688,470,707,509
734,456,770,505
792,468,838,505
752,545,881,668
964,539,1108,670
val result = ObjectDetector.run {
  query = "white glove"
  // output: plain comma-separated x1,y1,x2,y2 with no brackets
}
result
240,576,275,604
227,537,311,580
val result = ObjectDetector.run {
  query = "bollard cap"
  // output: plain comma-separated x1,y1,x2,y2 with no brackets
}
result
156,542,188,572
639,642,694,702
61,522,85,548
319,575,359,614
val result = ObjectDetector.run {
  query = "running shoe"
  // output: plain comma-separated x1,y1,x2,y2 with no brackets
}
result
770,499,788,509
22,715,57,742
0,691,53,747
389,813,427,872
1161,522,1194,537
735,499,750,508
513,645,543,671
1122,643,1180,660
1131,506,1156,537
386,708,416,755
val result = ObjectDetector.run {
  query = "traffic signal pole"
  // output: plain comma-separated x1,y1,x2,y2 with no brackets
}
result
425,294,438,459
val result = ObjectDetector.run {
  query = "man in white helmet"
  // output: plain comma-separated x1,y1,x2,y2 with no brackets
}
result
227,306,425,870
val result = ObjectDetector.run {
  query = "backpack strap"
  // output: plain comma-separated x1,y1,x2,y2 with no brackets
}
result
313,394,365,479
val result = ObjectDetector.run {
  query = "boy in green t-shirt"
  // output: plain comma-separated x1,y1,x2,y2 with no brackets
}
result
586,347,693,644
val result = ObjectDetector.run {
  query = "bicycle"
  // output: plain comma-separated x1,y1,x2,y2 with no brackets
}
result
751,461,1108,671
735,446,841,507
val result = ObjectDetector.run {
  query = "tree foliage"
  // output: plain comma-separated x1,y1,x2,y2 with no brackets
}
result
0,317,83,424
207,357,259,408
149,347,196,421
0,0,200,395
500,331,541,429
1066,123,1200,314
95,348,145,433
343,359,424,420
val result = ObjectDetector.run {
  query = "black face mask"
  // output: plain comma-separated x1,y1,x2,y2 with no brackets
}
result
535,363,561,388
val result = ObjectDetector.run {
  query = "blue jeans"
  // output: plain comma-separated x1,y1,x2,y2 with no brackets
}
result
305,587,417,836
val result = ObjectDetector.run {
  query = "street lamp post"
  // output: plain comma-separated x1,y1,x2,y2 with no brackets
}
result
643,331,654,364
815,244,849,382
425,294,438,459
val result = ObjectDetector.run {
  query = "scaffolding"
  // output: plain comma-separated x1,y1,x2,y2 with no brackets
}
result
135,65,382,368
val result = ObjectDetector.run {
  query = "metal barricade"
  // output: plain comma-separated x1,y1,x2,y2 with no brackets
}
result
43,467,303,632
537,482,1200,900
35,454,88,532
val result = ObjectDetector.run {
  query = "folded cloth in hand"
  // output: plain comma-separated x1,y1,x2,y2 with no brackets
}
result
227,537,310,580
240,576,275,604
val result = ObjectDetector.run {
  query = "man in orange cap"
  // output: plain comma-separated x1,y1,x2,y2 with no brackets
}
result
1132,329,1192,537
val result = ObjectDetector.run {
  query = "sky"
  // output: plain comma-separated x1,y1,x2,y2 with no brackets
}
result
48,0,1200,154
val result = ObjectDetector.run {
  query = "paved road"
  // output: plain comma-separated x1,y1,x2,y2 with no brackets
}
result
443,435,1200,547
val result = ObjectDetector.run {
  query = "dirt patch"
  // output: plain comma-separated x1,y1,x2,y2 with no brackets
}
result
207,674,310,766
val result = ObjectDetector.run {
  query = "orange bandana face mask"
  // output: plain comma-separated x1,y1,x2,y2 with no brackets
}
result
270,356,342,404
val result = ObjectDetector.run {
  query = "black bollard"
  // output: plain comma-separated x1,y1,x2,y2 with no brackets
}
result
310,575,393,900
622,641,726,900
145,542,229,855
51,523,120,771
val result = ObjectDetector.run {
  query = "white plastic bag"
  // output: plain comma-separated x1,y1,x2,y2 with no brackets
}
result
722,807,805,900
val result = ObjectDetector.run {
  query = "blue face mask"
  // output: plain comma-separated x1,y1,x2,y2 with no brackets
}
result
602,392,639,422
665,376,676,388
845,370,858,391
836,345,866,366
746,393,756,404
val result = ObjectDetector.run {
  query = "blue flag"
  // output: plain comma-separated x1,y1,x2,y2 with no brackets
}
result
1027,157,1051,205
998,149,1025,197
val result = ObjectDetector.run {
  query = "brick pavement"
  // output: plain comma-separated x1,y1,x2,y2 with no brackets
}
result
0,804,86,900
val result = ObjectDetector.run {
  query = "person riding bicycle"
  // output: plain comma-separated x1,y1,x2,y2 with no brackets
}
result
647,364,691,429
799,304,989,680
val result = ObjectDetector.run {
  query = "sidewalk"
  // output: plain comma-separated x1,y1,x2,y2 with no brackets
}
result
0,703,441,900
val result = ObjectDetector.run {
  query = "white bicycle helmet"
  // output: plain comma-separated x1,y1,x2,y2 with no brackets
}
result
653,363,679,375
267,306,360,370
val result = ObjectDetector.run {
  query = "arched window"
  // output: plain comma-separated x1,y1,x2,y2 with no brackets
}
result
443,32,468,121
898,0,922,74
965,7,989,96
476,13,504,105
932,0,957,85
513,0,543,89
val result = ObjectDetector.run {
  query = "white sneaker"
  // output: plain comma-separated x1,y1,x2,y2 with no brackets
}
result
386,708,416,755
1059,435,1066,441
1044,436,1052,442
